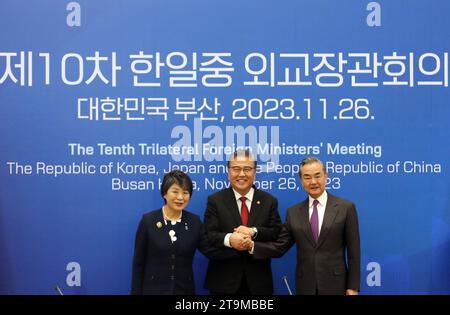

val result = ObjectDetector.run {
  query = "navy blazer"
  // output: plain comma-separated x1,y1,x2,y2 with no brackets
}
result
131,208,236,295
254,193,361,295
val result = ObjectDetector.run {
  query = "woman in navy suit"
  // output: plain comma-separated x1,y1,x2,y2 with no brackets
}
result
131,170,235,295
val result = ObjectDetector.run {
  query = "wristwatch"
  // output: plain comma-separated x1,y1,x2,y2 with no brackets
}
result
251,227,258,239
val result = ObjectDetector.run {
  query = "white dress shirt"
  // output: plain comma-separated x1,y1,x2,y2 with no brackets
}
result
224,187,255,247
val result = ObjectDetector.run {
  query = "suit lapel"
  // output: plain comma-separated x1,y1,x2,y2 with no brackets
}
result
317,194,339,248
248,188,261,226
174,213,189,252
298,199,316,247
225,187,242,227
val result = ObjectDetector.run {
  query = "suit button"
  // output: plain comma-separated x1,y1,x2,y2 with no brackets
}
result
171,254,176,259
171,265,175,270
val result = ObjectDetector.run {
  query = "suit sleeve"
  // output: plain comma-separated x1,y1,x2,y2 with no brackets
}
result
203,195,228,248
197,223,238,260
254,209,295,259
130,217,147,295
254,196,282,241
345,203,361,291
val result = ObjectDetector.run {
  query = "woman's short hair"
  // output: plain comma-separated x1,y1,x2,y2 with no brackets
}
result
160,170,193,201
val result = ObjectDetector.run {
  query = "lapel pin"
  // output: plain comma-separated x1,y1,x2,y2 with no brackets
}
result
257,200,261,205
185,222,188,230
156,221,163,229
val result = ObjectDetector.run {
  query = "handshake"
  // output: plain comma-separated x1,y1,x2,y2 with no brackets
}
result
229,226,255,251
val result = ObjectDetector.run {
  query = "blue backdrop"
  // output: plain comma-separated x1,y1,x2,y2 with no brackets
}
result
0,0,449,294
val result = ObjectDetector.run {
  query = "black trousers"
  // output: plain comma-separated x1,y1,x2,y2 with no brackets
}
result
210,274,251,295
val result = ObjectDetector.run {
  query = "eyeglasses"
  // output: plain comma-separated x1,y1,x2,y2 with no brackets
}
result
229,166,254,174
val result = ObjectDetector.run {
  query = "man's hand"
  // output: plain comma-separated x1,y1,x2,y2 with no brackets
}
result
229,232,251,251
234,225,255,237
241,238,254,251
346,289,359,295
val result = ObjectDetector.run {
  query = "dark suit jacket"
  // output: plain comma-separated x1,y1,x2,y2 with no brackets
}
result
131,209,236,295
254,193,360,295
204,187,282,294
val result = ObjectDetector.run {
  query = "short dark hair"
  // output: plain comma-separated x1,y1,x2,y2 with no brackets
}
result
161,170,193,202
298,156,327,177
227,149,257,168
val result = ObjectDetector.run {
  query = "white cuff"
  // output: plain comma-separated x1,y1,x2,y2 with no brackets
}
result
224,233,232,248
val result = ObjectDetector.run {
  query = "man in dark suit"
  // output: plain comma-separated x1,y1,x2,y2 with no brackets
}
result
247,157,360,295
203,149,282,294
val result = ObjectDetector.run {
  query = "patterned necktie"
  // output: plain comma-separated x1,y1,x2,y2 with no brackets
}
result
240,196,249,226
310,199,319,243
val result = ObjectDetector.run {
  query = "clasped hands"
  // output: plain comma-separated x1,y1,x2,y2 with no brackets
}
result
229,225,255,251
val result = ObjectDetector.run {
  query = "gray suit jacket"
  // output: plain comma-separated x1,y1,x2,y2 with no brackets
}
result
254,193,360,295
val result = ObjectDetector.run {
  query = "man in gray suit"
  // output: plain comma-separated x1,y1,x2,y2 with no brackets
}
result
245,157,360,295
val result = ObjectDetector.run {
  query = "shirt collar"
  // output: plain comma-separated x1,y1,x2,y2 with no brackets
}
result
309,190,328,207
232,187,255,202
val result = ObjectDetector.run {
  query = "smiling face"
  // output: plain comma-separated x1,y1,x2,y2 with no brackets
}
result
300,161,327,199
163,183,190,214
228,155,256,196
